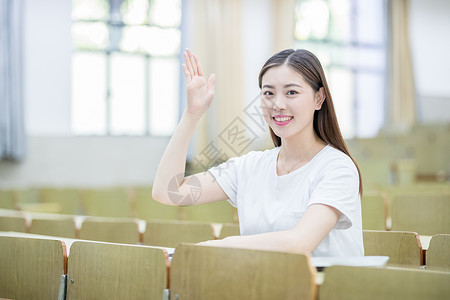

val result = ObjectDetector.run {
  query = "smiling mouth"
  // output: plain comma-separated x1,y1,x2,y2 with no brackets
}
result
273,116,293,126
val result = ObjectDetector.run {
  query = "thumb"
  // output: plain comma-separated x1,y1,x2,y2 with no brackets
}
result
208,74,216,93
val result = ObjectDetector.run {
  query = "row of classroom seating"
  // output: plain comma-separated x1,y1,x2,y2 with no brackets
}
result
0,208,447,269
347,123,449,187
361,190,449,235
1,232,449,300
0,209,238,247
0,187,238,222
1,182,448,234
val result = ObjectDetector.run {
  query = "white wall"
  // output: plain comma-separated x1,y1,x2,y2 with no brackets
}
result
409,0,450,123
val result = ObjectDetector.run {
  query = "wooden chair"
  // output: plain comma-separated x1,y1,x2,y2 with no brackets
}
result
81,188,131,218
361,193,388,230
319,265,450,300
29,217,77,238
218,223,240,239
0,190,15,209
66,240,169,300
40,188,82,215
170,244,316,300
0,234,67,299
391,194,450,235
363,230,422,266
0,215,27,232
426,234,450,271
180,200,236,223
13,188,40,204
142,220,215,248
132,186,179,220
79,217,140,244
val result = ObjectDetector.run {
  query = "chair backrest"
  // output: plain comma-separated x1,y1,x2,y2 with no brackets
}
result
0,215,27,232
319,265,450,300
66,240,169,300
0,190,15,209
391,194,450,235
363,230,422,266
426,234,450,271
79,217,140,244
142,220,214,248
170,244,316,300
133,187,180,220
81,188,131,218
40,188,82,215
361,193,387,230
180,200,236,223
30,217,77,238
218,223,240,239
0,235,66,299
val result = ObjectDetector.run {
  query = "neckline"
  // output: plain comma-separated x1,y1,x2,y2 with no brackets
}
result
274,144,330,178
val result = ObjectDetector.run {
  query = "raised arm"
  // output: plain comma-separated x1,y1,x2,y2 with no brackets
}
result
152,49,228,206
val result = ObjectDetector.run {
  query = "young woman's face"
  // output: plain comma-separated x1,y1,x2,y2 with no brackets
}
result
260,64,324,141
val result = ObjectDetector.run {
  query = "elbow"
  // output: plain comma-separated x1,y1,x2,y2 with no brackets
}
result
152,188,177,206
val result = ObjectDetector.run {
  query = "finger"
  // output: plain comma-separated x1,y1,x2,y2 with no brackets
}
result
182,64,191,83
194,53,204,77
208,73,216,93
186,48,198,76
184,51,195,76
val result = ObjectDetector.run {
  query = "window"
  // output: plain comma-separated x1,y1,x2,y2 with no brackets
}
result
71,0,182,136
295,0,387,138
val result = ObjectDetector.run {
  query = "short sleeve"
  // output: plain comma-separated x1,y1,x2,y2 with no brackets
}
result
208,156,243,207
308,160,360,230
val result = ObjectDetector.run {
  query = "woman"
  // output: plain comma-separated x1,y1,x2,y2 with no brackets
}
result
152,48,364,256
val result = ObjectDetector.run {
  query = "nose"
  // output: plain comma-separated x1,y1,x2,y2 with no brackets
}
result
273,95,287,111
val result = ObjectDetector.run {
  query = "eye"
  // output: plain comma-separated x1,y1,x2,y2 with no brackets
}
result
287,90,298,95
263,91,273,96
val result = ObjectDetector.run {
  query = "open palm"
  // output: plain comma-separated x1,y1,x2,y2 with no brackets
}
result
182,49,216,118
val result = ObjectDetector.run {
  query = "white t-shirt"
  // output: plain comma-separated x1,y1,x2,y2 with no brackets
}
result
208,145,364,257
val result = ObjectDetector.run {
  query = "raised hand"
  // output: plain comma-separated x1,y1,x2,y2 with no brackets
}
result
182,49,216,118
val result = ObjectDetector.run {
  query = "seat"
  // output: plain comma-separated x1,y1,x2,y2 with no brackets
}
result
66,240,169,299
29,217,77,238
363,230,422,266
170,244,316,300
319,265,450,300
142,220,214,248
426,234,450,271
361,193,388,230
79,217,140,244
391,194,450,235
0,234,66,299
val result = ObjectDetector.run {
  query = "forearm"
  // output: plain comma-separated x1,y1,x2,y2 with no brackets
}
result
152,111,200,204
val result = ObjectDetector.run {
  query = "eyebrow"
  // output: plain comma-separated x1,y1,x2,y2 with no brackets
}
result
262,83,304,89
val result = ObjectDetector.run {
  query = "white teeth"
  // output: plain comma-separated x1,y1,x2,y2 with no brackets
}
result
274,117,292,122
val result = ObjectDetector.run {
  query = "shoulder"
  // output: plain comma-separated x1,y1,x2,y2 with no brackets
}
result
230,147,279,167
315,145,358,176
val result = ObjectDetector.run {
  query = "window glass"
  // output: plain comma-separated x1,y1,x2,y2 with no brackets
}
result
71,0,182,136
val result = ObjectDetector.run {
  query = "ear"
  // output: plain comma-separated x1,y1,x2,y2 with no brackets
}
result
315,87,325,110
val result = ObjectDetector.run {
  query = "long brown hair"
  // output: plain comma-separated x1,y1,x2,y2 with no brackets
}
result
258,49,363,195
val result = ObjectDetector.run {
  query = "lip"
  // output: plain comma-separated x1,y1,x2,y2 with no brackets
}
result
273,115,293,126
